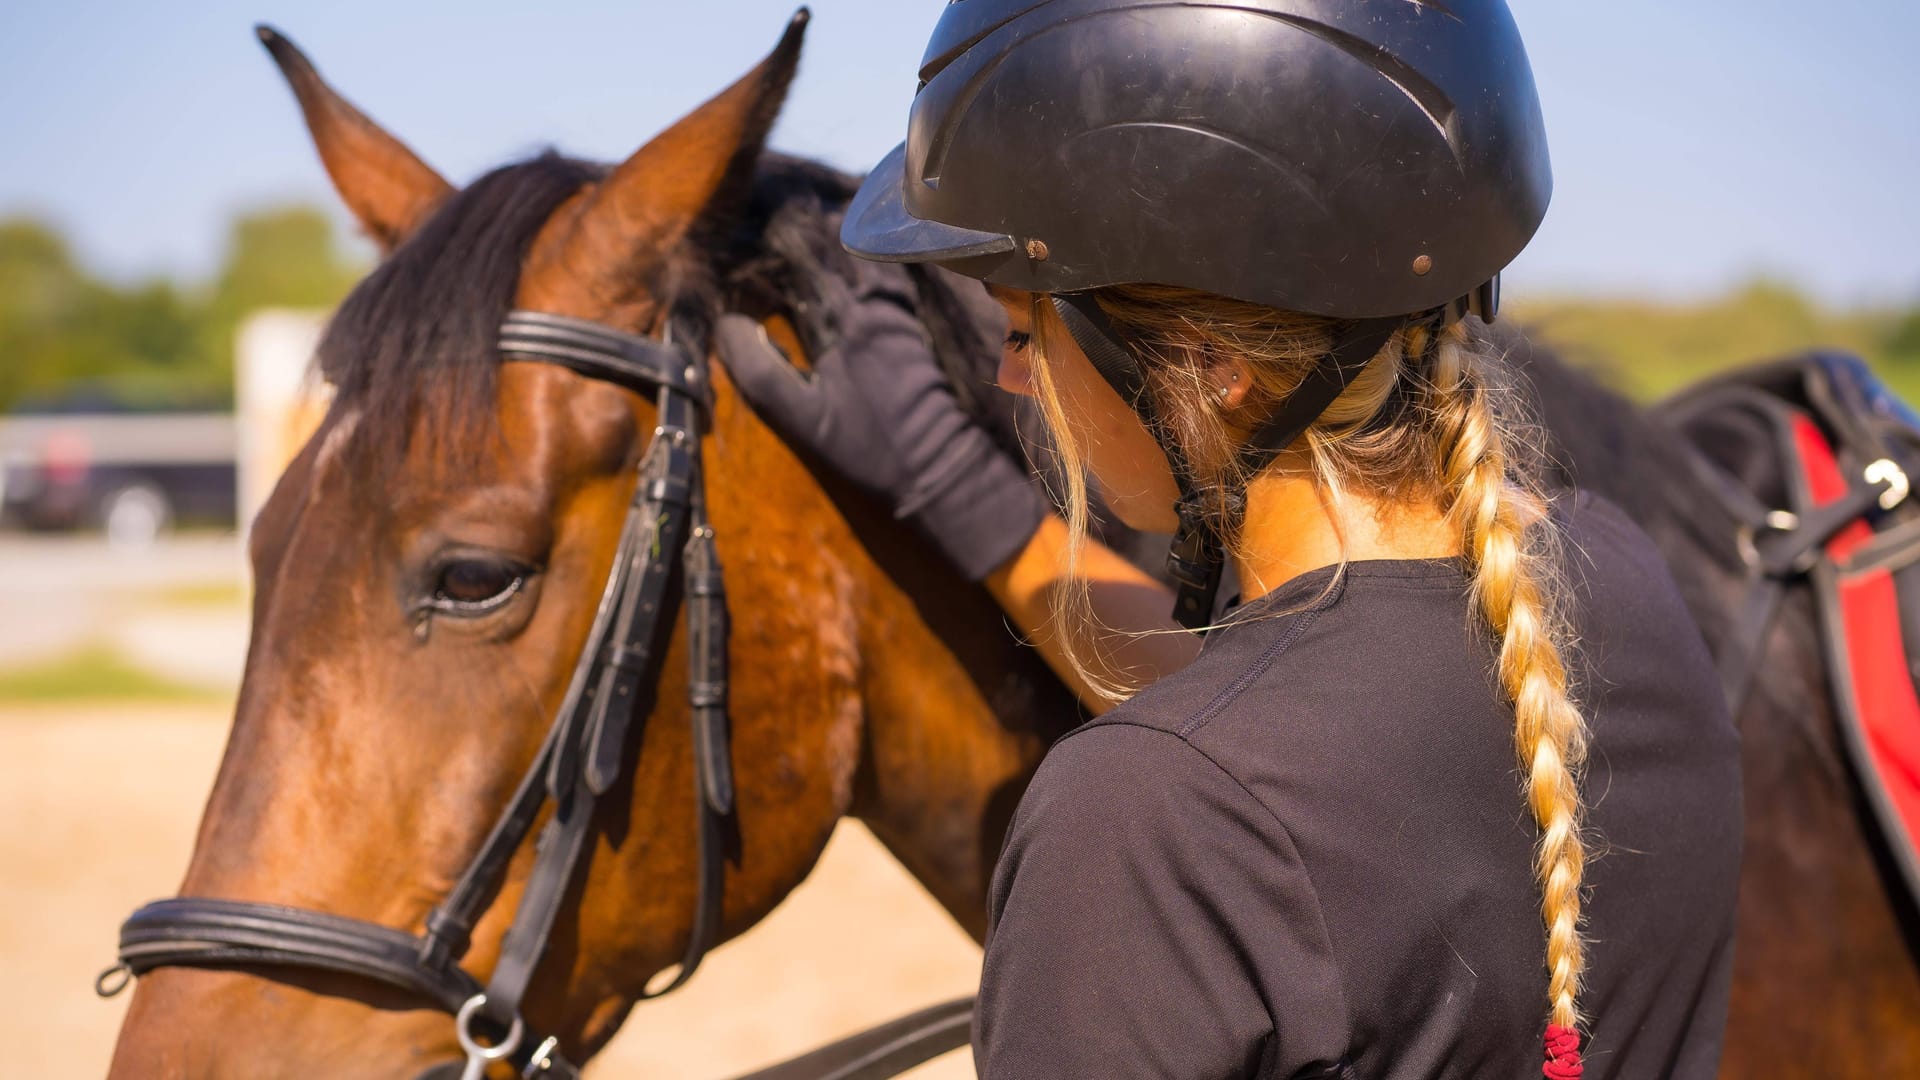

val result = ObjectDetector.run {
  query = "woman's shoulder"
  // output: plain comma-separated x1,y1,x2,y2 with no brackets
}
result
1032,710,1244,814
1015,703,1306,875
1558,488,1725,691
1560,487,1680,586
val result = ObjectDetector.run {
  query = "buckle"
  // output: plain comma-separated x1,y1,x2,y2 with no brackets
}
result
1167,496,1218,591
1866,458,1910,511
1167,495,1225,630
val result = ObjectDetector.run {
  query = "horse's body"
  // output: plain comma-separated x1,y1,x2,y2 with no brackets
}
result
107,18,1919,1079
1522,349,1920,1076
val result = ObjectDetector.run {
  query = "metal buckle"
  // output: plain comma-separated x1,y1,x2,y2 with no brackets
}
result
1866,458,1910,511
1167,521,1217,592
521,1036,561,1077
455,994,525,1080
1736,509,1801,572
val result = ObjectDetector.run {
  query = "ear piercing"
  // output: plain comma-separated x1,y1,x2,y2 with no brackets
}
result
1217,372,1240,399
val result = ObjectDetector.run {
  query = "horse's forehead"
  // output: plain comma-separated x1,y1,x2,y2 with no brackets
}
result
313,408,362,473
493,361,642,476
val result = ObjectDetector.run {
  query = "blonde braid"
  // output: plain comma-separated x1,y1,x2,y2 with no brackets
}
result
1422,322,1590,1032
1029,281,1594,1051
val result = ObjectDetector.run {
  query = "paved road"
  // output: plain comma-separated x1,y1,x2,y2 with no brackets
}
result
0,533,248,687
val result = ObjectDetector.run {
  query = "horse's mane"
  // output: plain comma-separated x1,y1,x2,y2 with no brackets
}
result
697,153,1023,459
312,150,1010,466
315,152,604,461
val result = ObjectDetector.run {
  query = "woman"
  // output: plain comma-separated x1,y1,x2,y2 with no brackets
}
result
717,1,1742,1076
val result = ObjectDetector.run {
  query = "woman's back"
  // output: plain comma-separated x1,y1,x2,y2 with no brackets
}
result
976,492,1742,1078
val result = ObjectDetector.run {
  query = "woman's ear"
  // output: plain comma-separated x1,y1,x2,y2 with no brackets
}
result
1206,353,1254,410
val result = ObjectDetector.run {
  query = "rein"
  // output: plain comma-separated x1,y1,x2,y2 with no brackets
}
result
99,310,734,1080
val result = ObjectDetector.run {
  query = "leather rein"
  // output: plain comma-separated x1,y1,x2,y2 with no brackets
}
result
98,310,736,1080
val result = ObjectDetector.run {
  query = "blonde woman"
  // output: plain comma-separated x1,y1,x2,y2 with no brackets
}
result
717,1,1741,1076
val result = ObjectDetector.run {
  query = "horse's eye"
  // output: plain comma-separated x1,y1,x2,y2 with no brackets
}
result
430,558,525,615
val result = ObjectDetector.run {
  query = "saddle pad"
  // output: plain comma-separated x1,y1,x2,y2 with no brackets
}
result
1797,414,1920,903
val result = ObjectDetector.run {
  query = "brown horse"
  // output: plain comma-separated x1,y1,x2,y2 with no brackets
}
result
108,17,1074,1078
1520,347,1920,1078
106,14,1920,1080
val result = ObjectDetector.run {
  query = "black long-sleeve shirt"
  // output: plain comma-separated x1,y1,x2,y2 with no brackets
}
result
975,492,1742,1078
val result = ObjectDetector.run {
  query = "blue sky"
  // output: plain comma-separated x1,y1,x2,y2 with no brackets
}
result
2,0,1916,307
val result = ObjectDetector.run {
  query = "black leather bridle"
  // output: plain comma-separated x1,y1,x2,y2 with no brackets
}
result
98,309,736,1080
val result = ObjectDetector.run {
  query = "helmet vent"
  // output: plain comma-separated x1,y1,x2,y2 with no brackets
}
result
1258,11,1463,163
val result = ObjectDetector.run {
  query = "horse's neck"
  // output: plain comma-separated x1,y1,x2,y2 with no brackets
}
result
838,513,1079,942
1514,333,1751,655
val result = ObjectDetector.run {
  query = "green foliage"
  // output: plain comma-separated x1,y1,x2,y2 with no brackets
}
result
206,206,363,335
3,205,1917,417
0,207,365,413
1510,279,1920,403
0,643,223,704
1886,307,1920,364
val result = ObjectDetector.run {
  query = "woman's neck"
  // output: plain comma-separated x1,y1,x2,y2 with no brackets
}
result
1231,470,1461,602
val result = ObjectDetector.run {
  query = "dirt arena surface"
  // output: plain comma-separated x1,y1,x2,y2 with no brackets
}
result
1,703,980,1078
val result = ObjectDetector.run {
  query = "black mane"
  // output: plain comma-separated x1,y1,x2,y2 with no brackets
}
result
316,152,603,461
313,150,1005,465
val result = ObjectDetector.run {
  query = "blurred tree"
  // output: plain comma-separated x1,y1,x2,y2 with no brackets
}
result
0,219,88,325
0,207,364,412
197,205,364,391
0,219,144,409
209,206,362,320
1886,305,1920,363
1510,276,1906,401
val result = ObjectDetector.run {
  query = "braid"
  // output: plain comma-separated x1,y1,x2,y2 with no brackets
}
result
1422,322,1590,1037
1030,281,1595,1072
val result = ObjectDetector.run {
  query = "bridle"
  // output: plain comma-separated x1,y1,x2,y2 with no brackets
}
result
98,309,736,1080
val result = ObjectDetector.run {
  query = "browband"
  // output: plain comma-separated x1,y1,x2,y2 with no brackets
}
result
499,310,706,402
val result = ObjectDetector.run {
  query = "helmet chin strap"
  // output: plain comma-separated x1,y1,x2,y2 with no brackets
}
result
1050,294,1409,632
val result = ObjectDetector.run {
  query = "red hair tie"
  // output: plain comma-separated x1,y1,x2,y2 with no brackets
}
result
1543,1024,1583,1078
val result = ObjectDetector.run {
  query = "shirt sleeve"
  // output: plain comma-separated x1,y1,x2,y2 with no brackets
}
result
974,721,1350,1079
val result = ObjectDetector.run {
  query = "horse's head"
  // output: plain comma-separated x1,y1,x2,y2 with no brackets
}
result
105,14,1023,1077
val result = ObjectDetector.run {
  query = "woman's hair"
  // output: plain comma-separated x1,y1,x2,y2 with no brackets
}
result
1026,283,1590,1032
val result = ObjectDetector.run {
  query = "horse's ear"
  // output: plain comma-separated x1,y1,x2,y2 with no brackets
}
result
256,25,453,252
529,10,809,311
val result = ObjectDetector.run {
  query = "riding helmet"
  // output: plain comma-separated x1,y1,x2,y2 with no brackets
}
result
842,0,1553,323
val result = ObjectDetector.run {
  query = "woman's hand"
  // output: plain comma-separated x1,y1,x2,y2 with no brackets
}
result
714,262,1048,581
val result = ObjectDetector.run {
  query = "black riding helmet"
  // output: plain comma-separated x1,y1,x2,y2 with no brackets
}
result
841,0,1553,627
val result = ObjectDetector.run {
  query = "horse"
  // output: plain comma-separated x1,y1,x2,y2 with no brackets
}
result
103,13,1919,1079
1519,345,1920,1077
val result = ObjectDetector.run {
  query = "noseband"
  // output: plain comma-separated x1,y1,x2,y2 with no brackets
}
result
98,310,735,1079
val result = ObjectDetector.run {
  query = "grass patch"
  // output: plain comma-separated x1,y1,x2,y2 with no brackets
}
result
0,643,225,704
140,580,248,610
1509,281,1919,403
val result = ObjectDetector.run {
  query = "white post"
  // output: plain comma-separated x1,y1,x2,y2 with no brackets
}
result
234,310,331,551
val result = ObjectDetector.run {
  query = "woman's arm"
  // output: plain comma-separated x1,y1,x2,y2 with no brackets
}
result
714,266,1197,713
984,514,1199,713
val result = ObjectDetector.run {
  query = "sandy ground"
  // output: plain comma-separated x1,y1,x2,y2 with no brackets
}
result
0,703,981,1079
